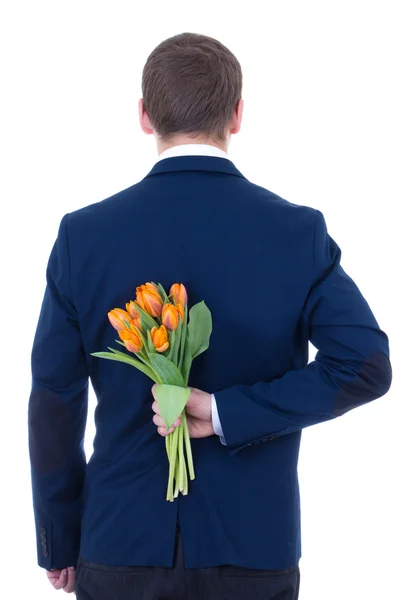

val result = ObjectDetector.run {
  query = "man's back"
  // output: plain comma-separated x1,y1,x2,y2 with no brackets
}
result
29,155,391,573
28,31,392,600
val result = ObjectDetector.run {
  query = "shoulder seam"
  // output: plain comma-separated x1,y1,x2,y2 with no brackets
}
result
63,213,74,308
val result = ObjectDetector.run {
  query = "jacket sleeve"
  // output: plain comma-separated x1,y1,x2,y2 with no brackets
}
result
28,213,89,569
213,209,392,454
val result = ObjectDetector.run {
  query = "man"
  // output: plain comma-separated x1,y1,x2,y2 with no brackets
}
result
28,32,392,600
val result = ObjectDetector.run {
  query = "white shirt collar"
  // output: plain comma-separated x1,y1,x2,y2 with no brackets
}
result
156,143,229,162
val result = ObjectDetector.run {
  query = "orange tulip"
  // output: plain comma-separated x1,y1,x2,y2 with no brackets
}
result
118,327,143,353
126,300,140,319
129,316,142,331
108,308,132,331
162,303,184,331
150,325,169,353
176,303,185,322
126,301,142,330
170,283,188,307
136,283,163,318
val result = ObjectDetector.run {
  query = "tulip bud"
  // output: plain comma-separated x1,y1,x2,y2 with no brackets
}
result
150,325,169,353
126,301,142,330
126,300,140,319
176,303,185,322
118,327,143,353
170,283,188,307
161,303,183,331
129,317,141,331
136,283,163,318
108,308,132,331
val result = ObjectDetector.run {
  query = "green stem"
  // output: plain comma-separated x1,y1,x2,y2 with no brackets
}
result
182,449,188,495
178,309,188,371
178,424,185,492
171,324,181,366
167,427,179,501
174,454,180,498
182,410,195,480
165,435,170,463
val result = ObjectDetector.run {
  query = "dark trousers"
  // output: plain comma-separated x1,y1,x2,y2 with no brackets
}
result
75,527,300,600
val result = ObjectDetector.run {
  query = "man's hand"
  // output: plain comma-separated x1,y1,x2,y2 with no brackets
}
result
151,385,214,439
46,567,75,593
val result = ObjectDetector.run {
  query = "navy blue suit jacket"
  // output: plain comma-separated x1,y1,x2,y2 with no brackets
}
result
28,156,392,571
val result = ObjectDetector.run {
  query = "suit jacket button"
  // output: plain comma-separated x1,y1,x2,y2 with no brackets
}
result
41,541,47,549
40,527,46,535
43,550,48,557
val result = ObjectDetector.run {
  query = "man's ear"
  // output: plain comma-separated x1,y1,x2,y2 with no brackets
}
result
138,98,154,135
230,98,244,135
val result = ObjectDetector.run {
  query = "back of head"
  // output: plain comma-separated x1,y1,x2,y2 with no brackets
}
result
141,32,243,144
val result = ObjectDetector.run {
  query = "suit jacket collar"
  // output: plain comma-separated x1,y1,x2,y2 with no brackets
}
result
143,155,247,180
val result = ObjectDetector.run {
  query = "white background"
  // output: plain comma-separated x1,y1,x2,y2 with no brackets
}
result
1,1,398,598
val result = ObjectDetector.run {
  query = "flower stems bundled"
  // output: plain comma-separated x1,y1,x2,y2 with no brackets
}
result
91,282,212,501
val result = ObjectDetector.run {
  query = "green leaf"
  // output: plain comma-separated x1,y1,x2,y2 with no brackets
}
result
108,346,126,355
147,329,155,352
148,352,185,386
181,334,193,386
135,327,149,354
171,319,182,365
178,303,188,370
154,384,191,430
165,328,176,361
188,301,213,359
134,302,159,332
156,283,169,304
90,351,161,382
108,347,151,367
115,340,126,347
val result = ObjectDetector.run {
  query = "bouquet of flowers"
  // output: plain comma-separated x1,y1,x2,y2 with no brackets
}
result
91,282,212,502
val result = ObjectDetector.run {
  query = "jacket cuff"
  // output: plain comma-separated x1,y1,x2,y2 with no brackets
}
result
34,509,81,569
211,393,226,445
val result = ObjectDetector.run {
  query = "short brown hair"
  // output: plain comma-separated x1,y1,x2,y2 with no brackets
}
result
141,32,242,143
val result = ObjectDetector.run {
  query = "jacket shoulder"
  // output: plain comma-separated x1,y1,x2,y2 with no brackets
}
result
244,180,318,229
66,181,145,224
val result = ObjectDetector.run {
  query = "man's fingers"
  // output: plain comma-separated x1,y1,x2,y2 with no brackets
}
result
47,568,68,590
47,566,76,592
152,414,163,427
151,392,182,437
157,425,178,435
153,413,181,433
151,400,160,415
63,567,76,593
153,414,181,427
156,420,182,436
